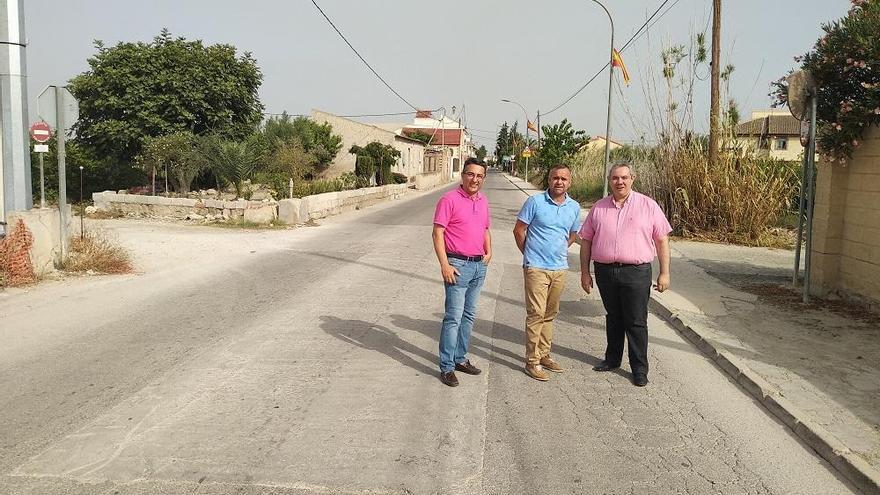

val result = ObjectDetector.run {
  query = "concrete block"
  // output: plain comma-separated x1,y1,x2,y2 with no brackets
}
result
170,197,198,207
243,205,277,224
204,199,224,209
278,198,308,224
7,207,72,276
794,419,850,467
761,393,801,430
833,452,880,495
713,350,743,379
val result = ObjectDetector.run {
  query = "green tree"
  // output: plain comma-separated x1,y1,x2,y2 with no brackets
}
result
199,135,265,198
68,28,264,167
539,119,587,168
404,130,433,144
349,142,401,185
137,132,206,193
261,114,342,176
475,145,488,161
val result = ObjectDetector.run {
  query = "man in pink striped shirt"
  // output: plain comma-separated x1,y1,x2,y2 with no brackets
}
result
578,163,671,387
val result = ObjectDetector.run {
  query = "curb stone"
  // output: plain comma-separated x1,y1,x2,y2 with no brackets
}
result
650,294,880,495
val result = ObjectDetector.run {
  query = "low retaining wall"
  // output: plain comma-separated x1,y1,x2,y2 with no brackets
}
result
278,184,409,224
93,184,410,225
414,172,445,190
92,192,278,223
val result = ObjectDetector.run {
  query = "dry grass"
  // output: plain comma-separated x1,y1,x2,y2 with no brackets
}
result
629,142,799,247
64,230,133,274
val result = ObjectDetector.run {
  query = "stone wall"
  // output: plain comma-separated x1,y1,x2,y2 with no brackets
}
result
414,172,444,191
92,192,278,224
93,184,410,226
811,126,880,306
278,184,408,224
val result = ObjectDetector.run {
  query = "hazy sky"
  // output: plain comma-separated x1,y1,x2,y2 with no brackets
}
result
24,1,851,149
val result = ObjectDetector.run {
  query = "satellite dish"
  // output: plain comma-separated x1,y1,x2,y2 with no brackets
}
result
787,70,817,121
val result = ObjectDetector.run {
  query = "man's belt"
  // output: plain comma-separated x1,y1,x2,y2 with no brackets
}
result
447,252,483,262
594,261,649,267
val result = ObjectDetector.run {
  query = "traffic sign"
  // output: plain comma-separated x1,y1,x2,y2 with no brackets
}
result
29,121,51,143
521,148,532,158
37,85,79,133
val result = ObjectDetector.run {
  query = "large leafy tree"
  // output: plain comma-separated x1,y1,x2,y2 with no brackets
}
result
539,119,587,167
68,29,264,166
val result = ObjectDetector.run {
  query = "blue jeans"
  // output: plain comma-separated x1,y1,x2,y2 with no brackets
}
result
439,258,487,372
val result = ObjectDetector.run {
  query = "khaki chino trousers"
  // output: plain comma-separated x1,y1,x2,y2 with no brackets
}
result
523,267,567,365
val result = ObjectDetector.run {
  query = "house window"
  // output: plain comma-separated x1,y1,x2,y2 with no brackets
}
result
775,138,788,150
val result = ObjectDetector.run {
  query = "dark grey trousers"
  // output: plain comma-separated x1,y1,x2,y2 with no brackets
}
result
594,262,652,375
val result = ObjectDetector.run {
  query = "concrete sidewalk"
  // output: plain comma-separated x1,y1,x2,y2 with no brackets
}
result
503,173,880,494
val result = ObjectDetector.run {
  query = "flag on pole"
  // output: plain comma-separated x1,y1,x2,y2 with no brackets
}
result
527,120,538,133
611,49,631,86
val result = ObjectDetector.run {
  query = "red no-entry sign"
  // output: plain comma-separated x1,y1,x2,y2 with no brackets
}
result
29,121,51,143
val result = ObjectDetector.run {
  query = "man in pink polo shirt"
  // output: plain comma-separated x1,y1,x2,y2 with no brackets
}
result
578,162,671,387
432,158,492,387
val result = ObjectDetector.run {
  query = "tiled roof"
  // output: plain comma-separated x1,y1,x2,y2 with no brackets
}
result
735,115,800,136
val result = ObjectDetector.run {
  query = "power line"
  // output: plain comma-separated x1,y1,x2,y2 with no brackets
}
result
543,0,674,116
310,0,419,111
263,108,442,119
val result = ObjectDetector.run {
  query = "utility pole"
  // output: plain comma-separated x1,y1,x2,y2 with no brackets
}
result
708,0,722,167
0,0,33,223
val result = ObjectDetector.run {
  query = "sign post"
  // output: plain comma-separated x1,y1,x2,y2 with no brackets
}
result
29,122,51,208
38,85,79,261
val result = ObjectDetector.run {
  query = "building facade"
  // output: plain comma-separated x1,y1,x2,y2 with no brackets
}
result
735,110,805,161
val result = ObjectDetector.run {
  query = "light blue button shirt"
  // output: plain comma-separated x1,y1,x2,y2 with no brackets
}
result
517,191,582,270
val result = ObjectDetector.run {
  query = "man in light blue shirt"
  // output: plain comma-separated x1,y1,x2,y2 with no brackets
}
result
513,164,581,381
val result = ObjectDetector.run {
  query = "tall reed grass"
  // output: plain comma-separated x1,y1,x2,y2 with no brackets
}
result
568,142,800,247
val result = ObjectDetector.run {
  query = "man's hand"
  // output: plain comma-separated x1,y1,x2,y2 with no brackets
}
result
581,272,593,294
482,252,492,265
654,273,670,292
441,263,460,284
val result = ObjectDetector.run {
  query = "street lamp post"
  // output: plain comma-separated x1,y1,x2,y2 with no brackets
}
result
501,99,531,182
590,0,615,197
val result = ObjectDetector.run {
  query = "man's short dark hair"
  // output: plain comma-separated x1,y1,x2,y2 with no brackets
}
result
464,157,486,170
548,164,571,175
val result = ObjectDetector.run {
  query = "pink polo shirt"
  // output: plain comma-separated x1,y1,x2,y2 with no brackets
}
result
433,186,491,256
578,191,671,264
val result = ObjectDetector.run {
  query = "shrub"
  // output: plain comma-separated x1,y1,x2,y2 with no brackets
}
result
391,172,408,184
639,142,799,246
64,230,133,274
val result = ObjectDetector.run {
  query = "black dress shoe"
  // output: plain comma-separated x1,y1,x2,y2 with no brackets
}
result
455,360,482,375
632,373,649,387
440,371,459,387
592,361,620,372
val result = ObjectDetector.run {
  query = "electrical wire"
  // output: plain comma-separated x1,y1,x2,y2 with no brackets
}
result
543,0,674,116
310,0,419,111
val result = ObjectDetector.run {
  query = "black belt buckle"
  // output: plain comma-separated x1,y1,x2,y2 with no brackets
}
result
447,252,483,262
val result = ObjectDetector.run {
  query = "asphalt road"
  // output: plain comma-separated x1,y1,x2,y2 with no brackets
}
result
0,171,860,494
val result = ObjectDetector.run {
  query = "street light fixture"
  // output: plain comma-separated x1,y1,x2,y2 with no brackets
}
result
501,98,531,182
590,0,615,198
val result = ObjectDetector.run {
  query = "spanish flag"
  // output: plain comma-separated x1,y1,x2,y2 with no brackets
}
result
527,120,538,133
611,49,631,86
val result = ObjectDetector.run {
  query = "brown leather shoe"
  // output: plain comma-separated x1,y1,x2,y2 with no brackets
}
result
525,364,549,381
455,360,481,375
440,371,459,387
539,357,564,373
